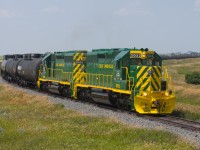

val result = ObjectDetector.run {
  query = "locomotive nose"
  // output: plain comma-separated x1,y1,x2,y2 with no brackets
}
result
133,65,176,114
134,90,176,114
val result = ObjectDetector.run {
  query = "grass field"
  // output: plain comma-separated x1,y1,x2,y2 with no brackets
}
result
163,58,200,121
0,84,195,150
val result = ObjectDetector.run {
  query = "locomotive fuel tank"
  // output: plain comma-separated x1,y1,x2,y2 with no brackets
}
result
17,58,42,83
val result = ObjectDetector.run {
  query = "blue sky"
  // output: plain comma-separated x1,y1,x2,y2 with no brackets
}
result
0,0,200,55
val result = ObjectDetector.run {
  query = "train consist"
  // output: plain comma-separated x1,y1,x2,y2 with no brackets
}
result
0,48,176,114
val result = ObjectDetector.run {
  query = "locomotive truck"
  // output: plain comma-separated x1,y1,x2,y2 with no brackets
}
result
1,48,176,114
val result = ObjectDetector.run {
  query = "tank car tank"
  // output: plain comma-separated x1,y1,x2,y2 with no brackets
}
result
16,54,42,86
1,55,15,80
5,55,23,82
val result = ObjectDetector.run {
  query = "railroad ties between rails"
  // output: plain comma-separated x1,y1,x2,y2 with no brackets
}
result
141,115,200,132
96,102,200,132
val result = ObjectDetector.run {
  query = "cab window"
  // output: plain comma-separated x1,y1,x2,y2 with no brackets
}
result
130,58,142,65
147,59,152,65
142,59,152,66
154,60,161,66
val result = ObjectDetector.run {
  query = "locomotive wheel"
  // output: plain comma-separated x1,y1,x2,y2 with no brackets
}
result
115,99,121,108
77,91,85,101
40,83,48,92
62,87,70,97
109,97,120,108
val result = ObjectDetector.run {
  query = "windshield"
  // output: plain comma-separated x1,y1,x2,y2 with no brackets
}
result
130,58,155,66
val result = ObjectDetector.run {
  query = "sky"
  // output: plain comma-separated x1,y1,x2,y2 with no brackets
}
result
0,0,200,55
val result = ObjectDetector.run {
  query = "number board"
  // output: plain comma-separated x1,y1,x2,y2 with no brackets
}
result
76,61,83,64
130,53,141,58
146,54,154,58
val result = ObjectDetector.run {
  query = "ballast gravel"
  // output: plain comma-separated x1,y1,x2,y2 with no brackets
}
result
0,78,199,148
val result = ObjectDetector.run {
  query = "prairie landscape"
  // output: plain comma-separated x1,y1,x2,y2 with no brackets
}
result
163,58,200,121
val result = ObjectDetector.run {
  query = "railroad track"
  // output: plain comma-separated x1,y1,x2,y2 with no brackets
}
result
84,100,200,132
86,101,200,132
143,115,200,132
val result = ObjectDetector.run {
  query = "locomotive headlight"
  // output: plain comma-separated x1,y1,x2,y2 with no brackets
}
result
143,92,147,96
165,92,169,96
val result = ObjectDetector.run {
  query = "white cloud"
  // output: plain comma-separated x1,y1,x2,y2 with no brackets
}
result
194,0,200,12
114,8,153,17
0,9,11,18
42,6,64,14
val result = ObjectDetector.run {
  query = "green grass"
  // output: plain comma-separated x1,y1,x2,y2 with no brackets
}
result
177,67,192,75
177,97,200,106
175,91,200,106
172,109,200,121
0,85,196,150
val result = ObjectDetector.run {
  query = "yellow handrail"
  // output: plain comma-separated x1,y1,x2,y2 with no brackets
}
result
40,66,73,81
121,67,134,91
85,73,113,88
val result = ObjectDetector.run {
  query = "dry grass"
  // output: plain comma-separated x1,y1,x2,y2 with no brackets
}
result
2,85,50,105
164,58,200,120
175,103,200,114
164,58,200,103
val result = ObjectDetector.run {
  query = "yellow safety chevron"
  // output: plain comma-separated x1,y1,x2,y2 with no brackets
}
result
136,66,162,92
154,67,161,77
74,74,85,84
137,67,146,78
73,53,79,60
73,64,81,74
151,77,158,90
76,53,84,61
136,67,151,88
73,55,86,81
72,52,86,98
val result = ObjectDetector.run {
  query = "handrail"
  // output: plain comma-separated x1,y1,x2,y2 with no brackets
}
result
122,67,134,91
39,65,73,82
85,73,113,88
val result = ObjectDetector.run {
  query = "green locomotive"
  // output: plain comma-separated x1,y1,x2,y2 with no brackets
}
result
38,48,176,114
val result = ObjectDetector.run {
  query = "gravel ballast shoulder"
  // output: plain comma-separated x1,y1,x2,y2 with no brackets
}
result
0,78,199,148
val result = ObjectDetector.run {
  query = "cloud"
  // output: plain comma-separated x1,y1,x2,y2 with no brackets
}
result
42,6,64,14
114,8,153,17
0,9,11,18
194,0,200,12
